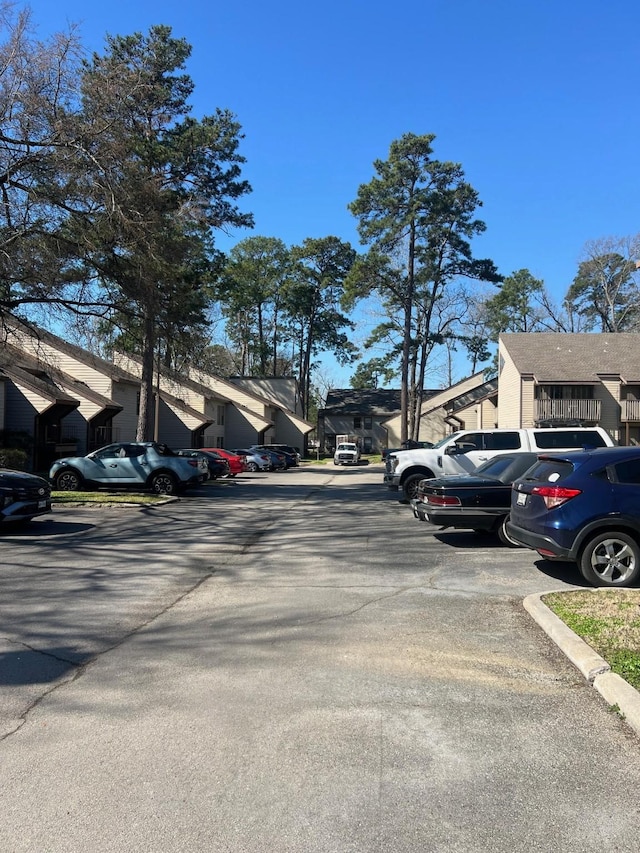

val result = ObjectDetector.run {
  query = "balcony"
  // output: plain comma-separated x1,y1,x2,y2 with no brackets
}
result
621,400,640,422
534,399,601,423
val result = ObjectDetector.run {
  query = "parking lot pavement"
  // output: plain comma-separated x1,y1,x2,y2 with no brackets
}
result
3,465,640,852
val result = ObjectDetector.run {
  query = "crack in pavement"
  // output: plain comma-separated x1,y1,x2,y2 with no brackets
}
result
0,568,216,743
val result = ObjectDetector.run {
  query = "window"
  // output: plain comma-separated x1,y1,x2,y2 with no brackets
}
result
364,416,372,429
217,405,225,426
484,432,522,451
536,385,594,400
95,444,123,460
614,459,640,484
533,430,607,449
363,437,373,453
456,433,482,450
353,416,362,429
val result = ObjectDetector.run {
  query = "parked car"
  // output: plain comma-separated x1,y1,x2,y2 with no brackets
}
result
200,447,246,477
0,468,52,524
256,444,300,467
334,442,361,466
50,442,205,494
411,452,539,545
507,445,640,587
232,448,272,472
385,426,614,502
249,446,287,471
175,449,228,479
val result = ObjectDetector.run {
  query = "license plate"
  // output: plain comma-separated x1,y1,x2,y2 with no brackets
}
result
516,492,527,506
38,500,47,508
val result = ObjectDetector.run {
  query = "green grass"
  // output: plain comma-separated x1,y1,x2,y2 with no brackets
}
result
544,590,640,690
52,490,168,505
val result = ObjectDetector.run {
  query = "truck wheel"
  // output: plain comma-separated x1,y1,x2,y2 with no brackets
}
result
402,474,423,503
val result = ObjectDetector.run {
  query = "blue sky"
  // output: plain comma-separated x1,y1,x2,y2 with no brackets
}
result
23,0,640,386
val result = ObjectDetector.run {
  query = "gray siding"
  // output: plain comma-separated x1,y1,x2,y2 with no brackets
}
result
5,382,40,434
111,383,139,442
223,405,265,447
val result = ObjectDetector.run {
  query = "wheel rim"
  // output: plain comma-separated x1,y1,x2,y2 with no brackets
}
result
589,537,637,584
405,478,421,501
57,471,79,491
247,462,257,472
152,474,175,494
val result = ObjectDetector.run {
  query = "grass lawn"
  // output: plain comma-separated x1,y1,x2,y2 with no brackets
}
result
52,490,169,505
543,589,640,691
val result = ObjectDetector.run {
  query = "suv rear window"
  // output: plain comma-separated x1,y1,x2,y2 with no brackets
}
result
533,430,607,449
520,458,575,483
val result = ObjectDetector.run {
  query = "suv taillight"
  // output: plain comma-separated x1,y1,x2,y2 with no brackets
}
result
531,485,582,509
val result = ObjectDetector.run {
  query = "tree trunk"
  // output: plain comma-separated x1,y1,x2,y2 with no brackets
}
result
136,309,156,441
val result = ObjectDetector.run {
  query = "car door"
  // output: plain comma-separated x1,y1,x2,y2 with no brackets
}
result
91,443,144,485
444,433,488,474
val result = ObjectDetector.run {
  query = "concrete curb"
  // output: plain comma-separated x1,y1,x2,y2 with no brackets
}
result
523,591,640,737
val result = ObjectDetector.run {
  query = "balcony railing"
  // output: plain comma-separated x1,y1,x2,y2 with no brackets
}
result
534,399,601,423
621,400,640,421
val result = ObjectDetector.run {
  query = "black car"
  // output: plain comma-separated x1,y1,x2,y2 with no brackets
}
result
175,449,229,479
254,444,299,468
410,452,539,545
0,468,52,524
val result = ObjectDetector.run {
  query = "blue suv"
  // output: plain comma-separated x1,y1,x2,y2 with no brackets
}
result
507,446,640,588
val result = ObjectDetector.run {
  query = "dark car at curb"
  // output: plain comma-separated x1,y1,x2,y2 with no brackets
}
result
0,468,52,524
410,452,538,546
507,445,640,587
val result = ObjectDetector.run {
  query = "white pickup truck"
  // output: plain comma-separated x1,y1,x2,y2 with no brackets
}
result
334,442,361,466
384,426,614,502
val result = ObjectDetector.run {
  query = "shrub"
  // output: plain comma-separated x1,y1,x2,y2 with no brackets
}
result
0,448,29,470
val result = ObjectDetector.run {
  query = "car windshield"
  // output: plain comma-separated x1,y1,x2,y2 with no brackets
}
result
431,433,462,449
474,455,518,478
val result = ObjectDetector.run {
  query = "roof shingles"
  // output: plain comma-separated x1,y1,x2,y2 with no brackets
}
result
500,333,640,383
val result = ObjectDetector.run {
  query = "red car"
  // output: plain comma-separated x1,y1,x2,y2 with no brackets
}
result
200,447,246,477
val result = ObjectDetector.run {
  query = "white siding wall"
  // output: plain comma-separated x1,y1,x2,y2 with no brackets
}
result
599,379,622,442
521,378,535,427
497,343,522,427
14,333,114,396
231,377,300,414
0,378,5,430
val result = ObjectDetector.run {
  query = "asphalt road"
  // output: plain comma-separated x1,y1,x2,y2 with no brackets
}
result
2,463,640,852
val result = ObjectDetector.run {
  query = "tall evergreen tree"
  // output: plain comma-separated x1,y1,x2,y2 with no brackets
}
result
282,236,357,418
346,133,499,442
217,236,290,375
73,25,252,439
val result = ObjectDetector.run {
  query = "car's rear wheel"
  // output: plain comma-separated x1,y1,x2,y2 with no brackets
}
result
54,469,83,491
149,472,178,495
579,531,640,587
246,461,258,472
496,515,522,548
